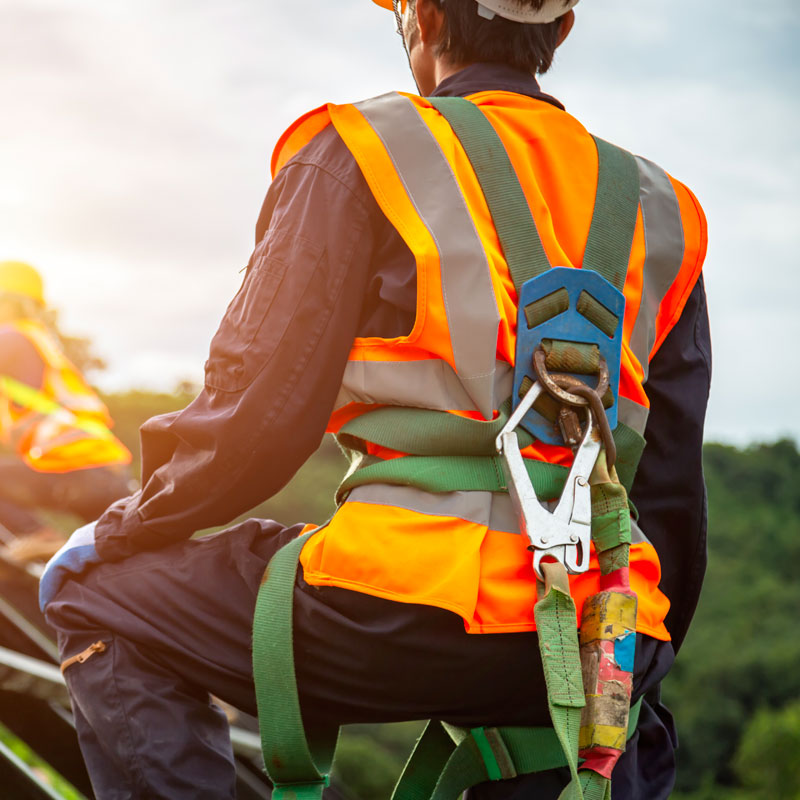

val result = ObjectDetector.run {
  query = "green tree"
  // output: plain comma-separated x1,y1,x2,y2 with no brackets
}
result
665,440,800,792
332,734,406,800
102,387,198,479
733,701,800,799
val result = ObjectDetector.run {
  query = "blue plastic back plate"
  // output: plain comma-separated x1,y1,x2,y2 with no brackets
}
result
512,267,625,446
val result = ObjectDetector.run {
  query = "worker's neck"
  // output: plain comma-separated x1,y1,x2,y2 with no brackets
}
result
434,57,471,89
414,56,470,97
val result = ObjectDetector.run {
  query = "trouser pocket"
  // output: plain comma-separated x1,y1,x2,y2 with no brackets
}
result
60,632,237,799
60,632,153,799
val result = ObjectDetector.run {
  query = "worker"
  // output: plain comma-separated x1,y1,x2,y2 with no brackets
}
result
41,1,711,798
0,261,132,561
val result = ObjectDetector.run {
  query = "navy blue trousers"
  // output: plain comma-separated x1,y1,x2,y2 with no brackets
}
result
46,518,678,800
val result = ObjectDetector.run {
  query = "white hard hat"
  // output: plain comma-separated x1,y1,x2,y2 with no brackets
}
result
475,0,580,23
372,0,580,24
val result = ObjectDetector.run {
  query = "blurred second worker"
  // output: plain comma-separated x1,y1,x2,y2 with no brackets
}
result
0,261,132,561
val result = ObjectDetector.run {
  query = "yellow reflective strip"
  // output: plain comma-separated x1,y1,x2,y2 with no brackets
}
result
0,375,113,439
0,375,60,415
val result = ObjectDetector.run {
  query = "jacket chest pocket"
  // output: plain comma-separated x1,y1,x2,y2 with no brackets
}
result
204,230,323,393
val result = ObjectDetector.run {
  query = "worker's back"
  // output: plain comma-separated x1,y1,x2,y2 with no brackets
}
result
271,86,706,645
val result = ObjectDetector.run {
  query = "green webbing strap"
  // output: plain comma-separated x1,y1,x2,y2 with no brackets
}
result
391,699,641,800
534,573,586,800
575,291,618,339
542,340,600,375
336,452,569,506
429,96,550,294
628,696,642,735
337,404,645,497
583,138,641,291
253,532,644,800
252,530,338,800
337,399,532,458
608,422,646,495
579,771,612,800
391,722,565,800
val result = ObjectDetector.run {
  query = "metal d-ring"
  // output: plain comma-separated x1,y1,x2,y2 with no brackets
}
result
532,347,610,407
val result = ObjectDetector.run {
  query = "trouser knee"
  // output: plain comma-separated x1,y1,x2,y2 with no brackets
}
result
59,630,237,800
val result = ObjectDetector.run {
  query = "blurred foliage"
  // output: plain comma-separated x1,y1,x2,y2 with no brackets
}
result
43,308,107,375
733,700,800,799
335,722,426,800
49,391,800,797
0,722,85,799
664,439,800,796
332,733,407,800
102,388,198,480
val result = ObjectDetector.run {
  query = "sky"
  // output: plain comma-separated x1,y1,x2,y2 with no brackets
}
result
1,0,798,444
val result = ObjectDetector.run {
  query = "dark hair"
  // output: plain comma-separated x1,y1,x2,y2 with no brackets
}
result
409,0,567,74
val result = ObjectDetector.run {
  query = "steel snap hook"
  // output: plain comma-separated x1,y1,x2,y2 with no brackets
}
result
496,380,600,580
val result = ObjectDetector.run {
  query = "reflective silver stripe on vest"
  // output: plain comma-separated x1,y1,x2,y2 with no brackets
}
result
629,157,685,383
630,519,650,546
348,484,520,534
347,484,649,544
617,396,649,437
334,359,513,415
353,94,500,420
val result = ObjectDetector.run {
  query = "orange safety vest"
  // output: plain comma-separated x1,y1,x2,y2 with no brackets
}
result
0,319,131,473
274,91,707,639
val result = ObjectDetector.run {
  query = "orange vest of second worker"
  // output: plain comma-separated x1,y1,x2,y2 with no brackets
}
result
0,319,131,473
274,91,707,639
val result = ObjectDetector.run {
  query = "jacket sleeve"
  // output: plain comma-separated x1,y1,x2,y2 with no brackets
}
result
95,133,379,561
630,275,712,652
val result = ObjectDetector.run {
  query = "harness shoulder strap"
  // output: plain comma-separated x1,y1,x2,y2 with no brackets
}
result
428,96,550,294
584,137,640,290
429,97,640,292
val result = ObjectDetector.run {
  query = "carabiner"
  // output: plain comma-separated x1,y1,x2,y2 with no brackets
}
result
496,381,601,580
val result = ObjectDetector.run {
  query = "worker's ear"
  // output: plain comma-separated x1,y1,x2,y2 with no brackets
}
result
555,9,575,48
414,0,446,49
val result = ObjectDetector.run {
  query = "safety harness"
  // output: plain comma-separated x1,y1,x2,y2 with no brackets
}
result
252,97,642,800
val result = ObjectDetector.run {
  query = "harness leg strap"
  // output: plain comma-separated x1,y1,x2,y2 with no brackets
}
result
252,529,338,800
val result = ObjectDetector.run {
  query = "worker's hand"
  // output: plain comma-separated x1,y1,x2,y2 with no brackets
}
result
39,521,101,612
